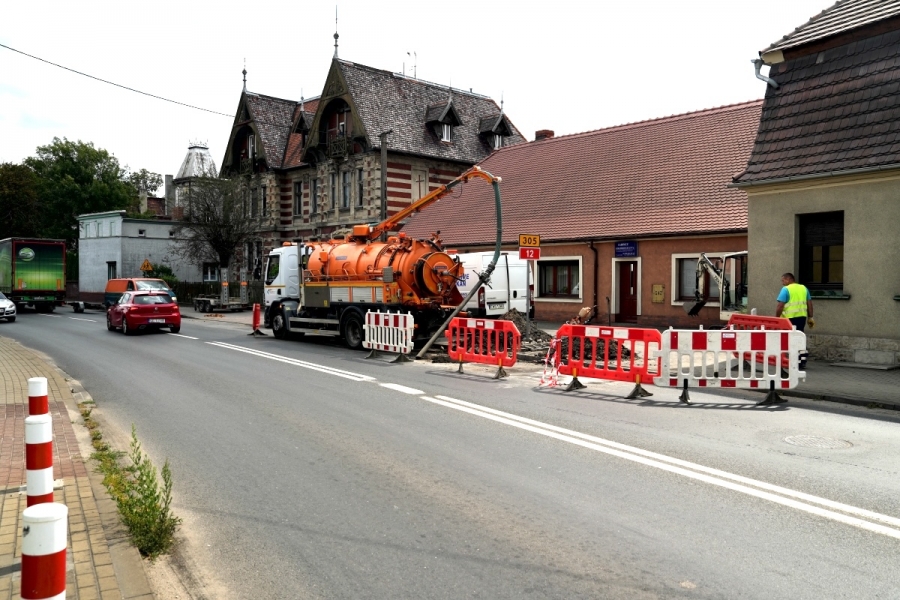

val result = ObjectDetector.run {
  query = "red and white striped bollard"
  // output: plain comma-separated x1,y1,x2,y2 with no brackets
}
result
28,376,49,415
25,414,54,507
21,502,68,600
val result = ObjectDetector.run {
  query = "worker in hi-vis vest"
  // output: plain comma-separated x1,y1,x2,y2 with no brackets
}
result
776,272,813,370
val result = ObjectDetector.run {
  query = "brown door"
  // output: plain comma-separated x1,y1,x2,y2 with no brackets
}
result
616,261,637,323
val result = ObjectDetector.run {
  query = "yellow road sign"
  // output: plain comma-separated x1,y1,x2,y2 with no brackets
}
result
139,259,153,272
518,234,541,247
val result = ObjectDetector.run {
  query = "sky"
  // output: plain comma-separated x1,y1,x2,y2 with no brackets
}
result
2,0,832,194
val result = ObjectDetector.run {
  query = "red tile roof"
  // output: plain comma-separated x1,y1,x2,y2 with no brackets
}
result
401,101,762,245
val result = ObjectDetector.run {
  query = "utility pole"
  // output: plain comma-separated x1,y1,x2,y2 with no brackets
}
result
379,130,392,238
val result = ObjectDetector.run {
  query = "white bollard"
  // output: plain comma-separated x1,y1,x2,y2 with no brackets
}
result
25,414,54,507
21,502,68,600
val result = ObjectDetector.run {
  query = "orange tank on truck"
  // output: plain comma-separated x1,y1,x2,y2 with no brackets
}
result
264,166,501,349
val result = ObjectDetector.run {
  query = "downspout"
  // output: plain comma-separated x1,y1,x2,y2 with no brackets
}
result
752,59,779,89
589,240,599,314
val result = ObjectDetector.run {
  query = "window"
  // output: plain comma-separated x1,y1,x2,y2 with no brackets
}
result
493,134,503,150
293,181,303,215
341,171,351,209
799,211,843,290
676,257,720,301
265,254,280,285
202,263,219,282
107,262,117,280
356,168,364,207
310,178,318,215
331,173,337,209
538,260,580,297
250,188,259,217
248,134,256,159
261,185,268,217
138,229,146,237
441,123,452,142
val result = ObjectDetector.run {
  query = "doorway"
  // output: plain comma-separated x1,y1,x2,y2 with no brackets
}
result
613,260,639,323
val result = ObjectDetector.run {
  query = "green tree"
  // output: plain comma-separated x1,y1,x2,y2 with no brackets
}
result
24,137,137,248
0,162,42,239
170,176,258,282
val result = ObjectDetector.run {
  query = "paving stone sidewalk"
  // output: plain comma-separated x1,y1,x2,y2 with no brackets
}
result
0,335,152,600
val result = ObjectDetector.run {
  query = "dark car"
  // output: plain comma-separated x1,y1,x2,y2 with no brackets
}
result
106,291,181,335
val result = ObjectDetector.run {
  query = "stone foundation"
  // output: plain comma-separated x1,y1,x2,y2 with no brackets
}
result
807,333,900,365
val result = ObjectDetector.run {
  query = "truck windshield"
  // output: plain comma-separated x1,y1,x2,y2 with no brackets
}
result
265,255,279,285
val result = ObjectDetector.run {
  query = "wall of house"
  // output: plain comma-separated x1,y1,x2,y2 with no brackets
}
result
747,172,900,363
458,234,747,328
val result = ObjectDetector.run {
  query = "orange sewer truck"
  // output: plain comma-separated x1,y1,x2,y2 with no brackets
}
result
263,166,501,349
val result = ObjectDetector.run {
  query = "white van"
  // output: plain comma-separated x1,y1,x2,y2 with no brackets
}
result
453,251,534,318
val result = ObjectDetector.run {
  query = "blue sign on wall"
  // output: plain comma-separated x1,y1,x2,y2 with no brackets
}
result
615,241,638,257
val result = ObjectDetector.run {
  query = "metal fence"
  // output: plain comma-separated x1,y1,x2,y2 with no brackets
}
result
171,280,264,305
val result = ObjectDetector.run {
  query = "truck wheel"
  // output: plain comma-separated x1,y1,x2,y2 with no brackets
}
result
272,312,289,340
193,300,200,312
342,312,365,350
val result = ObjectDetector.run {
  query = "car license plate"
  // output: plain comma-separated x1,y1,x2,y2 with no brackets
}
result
148,318,166,324
488,302,505,310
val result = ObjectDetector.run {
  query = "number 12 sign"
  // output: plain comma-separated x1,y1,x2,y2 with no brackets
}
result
519,247,541,260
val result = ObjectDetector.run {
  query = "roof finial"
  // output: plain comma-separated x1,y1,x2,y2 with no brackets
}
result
500,93,504,116
300,88,304,112
333,7,339,58
242,59,247,93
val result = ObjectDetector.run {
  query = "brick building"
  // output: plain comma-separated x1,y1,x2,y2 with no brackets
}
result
219,57,525,278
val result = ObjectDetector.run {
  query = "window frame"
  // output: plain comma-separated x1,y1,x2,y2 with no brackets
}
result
441,123,452,142
798,211,844,291
669,253,743,307
202,263,219,282
356,168,364,207
536,257,582,300
341,171,351,209
310,177,318,215
293,181,303,216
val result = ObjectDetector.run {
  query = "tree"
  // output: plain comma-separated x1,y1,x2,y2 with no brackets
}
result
127,168,164,196
169,176,257,283
0,162,42,239
24,137,137,248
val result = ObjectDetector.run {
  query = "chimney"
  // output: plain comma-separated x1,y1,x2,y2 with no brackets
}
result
139,192,148,214
535,130,555,142
165,174,175,215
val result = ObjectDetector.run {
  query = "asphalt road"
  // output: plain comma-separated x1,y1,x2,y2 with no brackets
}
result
4,308,900,599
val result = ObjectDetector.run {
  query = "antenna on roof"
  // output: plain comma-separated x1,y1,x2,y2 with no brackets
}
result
242,59,247,93
500,93,504,116
333,7,339,59
300,89,304,112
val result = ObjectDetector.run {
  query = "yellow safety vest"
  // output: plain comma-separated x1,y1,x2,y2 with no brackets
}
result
782,283,809,319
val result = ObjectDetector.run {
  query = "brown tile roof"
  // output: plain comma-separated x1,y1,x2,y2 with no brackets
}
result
735,28,900,185
244,93,298,169
763,0,900,56
401,101,762,246
337,60,527,164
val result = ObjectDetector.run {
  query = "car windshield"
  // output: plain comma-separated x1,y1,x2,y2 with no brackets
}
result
133,294,173,305
0,292,7,300
136,280,170,291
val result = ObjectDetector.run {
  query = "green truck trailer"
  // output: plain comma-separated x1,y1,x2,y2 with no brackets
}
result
0,238,67,312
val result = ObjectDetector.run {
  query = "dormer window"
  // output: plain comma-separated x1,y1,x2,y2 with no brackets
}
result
479,114,512,152
493,134,502,150
441,123,452,142
426,99,462,144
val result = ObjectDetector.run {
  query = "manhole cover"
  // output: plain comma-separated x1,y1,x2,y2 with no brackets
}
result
784,435,853,449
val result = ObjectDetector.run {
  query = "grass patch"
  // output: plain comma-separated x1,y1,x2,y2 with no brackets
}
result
81,403,181,558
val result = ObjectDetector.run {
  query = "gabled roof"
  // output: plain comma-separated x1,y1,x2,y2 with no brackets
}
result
735,27,900,185
762,0,900,57
402,101,762,246
243,92,300,169
335,60,527,163
283,103,319,170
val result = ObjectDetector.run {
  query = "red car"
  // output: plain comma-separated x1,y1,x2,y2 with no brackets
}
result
106,291,181,335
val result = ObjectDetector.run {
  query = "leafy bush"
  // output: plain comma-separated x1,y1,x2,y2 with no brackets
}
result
145,263,178,288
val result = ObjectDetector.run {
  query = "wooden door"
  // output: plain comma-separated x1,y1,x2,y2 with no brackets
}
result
617,261,637,323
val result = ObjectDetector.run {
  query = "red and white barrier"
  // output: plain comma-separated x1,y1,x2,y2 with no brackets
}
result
25,414,54,507
445,317,521,378
653,327,807,405
364,311,414,361
21,502,68,600
29,377,49,415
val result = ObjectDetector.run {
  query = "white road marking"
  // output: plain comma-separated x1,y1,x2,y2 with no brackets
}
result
68,317,96,322
380,383,424,395
168,333,199,339
422,394,900,540
207,342,376,382
37,314,61,318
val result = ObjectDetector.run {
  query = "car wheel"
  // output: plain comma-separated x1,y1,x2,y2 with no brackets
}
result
6,317,15,323
106,313,115,331
272,311,288,340
342,311,365,350
170,325,181,334
123,317,135,336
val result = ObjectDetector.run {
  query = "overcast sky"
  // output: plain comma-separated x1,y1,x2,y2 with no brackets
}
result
3,0,830,192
